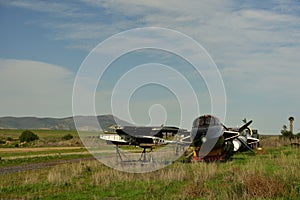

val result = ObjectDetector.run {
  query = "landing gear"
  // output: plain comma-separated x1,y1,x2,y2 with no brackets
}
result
114,145,154,164
139,147,153,163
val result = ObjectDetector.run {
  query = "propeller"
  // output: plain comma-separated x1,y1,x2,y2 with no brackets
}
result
222,123,229,131
238,120,253,133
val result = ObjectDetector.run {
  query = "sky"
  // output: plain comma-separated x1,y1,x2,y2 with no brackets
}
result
0,0,300,134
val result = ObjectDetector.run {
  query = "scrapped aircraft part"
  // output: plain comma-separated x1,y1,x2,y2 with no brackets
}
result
238,120,253,133
201,136,207,143
233,139,242,152
191,140,234,162
236,137,256,154
188,114,260,162
189,115,239,162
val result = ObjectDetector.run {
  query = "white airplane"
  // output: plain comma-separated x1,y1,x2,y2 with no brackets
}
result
100,126,186,147
99,126,188,162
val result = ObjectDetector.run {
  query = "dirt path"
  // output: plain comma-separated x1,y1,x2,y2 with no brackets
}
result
0,157,95,175
0,147,83,152
2,151,91,160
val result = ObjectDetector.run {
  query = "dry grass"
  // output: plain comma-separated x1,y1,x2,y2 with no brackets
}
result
260,135,300,148
1,139,300,199
243,172,285,198
47,161,85,184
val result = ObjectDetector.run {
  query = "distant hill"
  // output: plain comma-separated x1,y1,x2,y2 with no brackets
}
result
0,115,131,131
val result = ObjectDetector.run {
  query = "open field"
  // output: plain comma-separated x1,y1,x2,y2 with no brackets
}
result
0,147,91,169
0,134,300,199
0,129,85,148
0,129,80,140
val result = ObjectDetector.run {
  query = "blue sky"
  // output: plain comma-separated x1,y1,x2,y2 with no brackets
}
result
1,0,300,133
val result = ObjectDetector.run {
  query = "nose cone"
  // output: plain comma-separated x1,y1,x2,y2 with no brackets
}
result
191,115,225,148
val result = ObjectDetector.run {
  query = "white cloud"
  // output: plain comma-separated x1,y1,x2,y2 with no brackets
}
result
2,0,300,132
0,59,74,117
4,0,93,18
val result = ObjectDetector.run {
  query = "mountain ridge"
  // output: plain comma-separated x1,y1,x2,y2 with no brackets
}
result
0,115,131,131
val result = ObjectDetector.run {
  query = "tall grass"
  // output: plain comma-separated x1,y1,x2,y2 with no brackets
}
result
1,142,300,199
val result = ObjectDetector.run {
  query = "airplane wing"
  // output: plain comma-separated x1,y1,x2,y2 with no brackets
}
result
115,126,183,146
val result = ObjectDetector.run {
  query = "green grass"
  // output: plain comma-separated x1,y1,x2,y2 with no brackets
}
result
0,135,299,199
1,143,300,199
0,129,79,140
0,129,103,148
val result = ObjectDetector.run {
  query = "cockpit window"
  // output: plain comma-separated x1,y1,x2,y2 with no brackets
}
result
205,117,211,125
193,118,199,128
193,115,220,128
199,117,205,126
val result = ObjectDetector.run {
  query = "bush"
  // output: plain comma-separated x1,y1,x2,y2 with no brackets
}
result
280,130,293,139
19,130,39,142
62,134,73,140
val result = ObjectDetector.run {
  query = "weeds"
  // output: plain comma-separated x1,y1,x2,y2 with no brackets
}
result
0,138,300,199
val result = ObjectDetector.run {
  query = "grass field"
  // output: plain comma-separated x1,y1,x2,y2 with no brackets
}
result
0,129,79,139
0,147,91,168
0,129,84,148
0,131,300,199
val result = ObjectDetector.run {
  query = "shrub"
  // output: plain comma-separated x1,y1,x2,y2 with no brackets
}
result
62,134,73,140
19,130,39,142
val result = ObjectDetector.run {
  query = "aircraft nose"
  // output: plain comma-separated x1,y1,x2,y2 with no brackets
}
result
205,125,223,139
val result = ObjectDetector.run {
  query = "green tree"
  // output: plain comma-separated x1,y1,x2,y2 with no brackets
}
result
282,125,287,131
62,134,73,140
281,125,294,140
19,130,39,142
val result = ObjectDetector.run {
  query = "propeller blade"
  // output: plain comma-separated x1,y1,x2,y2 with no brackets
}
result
238,120,253,132
222,123,229,131
236,137,255,154
223,131,239,140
